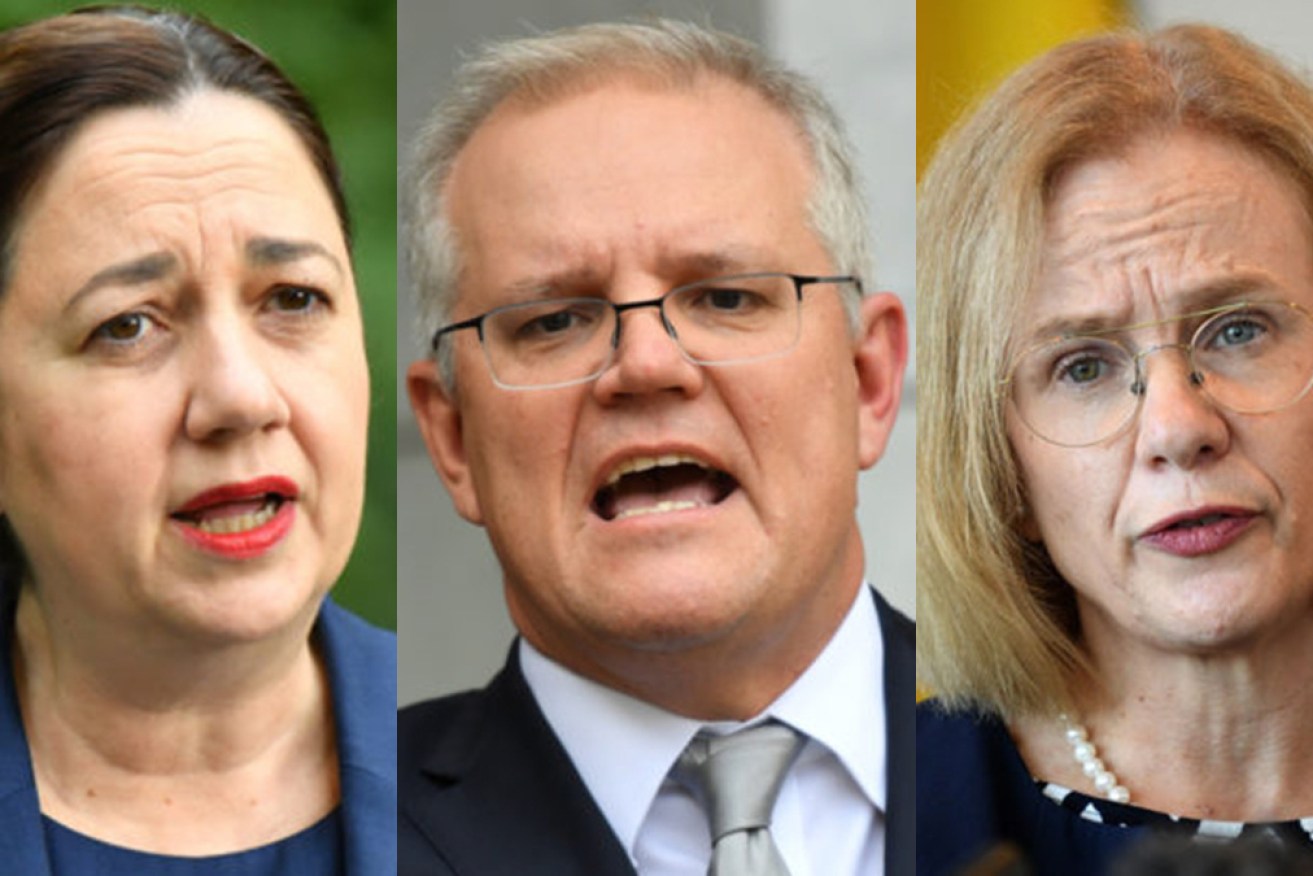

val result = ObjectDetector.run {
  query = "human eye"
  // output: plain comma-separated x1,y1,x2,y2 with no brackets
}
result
265,284,331,315
508,302,599,341
88,311,157,348
687,283,770,314
1049,343,1124,389
1200,309,1272,351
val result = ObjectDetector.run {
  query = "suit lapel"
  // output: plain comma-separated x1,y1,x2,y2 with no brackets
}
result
407,645,636,876
405,598,915,875
317,601,397,876
875,588,916,875
0,599,52,874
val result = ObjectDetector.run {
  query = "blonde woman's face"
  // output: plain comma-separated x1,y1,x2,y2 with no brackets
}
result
0,91,369,644
1007,130,1313,657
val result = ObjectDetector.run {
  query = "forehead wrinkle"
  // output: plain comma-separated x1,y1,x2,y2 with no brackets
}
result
1033,183,1261,337
1046,185,1243,276
76,149,300,207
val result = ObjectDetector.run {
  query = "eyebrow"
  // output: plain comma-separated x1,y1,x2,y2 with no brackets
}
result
64,252,178,314
62,238,345,316
1023,273,1282,342
504,266,605,299
501,247,772,299
658,248,763,278
245,237,345,278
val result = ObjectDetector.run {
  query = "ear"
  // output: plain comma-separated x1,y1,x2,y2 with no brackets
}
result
406,359,485,525
854,292,909,470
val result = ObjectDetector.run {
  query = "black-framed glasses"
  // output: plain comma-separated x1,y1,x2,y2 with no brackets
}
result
1004,300,1313,447
432,272,862,390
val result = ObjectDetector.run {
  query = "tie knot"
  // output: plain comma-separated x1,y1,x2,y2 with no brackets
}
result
678,722,804,842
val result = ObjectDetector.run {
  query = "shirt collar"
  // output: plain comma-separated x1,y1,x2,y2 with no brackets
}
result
769,584,885,810
519,584,884,858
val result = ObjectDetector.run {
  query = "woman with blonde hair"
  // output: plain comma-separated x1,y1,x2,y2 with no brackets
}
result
918,24,1313,874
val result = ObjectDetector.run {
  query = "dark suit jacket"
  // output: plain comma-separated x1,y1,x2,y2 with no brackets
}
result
0,598,397,874
399,587,915,875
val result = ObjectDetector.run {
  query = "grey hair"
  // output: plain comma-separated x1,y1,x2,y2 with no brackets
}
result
404,18,870,383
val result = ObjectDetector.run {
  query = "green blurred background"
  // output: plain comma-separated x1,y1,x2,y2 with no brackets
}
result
1,0,398,629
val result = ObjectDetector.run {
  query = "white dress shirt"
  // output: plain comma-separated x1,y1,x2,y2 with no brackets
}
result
520,585,886,875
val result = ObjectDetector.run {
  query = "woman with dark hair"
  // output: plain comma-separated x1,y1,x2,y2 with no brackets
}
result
0,6,394,872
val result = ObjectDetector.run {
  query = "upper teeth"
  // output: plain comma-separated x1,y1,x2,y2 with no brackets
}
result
194,500,278,535
605,453,706,486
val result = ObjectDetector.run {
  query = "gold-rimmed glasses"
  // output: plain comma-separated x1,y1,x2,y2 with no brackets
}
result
1004,301,1313,447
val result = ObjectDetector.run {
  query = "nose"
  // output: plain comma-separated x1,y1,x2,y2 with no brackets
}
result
591,303,704,402
183,317,290,442
1133,347,1230,469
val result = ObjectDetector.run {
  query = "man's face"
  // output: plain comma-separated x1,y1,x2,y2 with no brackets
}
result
409,77,904,711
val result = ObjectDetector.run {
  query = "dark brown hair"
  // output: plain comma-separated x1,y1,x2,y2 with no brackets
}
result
0,5,352,590
0,4,351,291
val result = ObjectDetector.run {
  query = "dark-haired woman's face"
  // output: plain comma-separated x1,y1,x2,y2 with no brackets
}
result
0,89,368,643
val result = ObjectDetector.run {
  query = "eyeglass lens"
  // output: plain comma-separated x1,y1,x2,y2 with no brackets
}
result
477,273,808,389
1010,302,1313,446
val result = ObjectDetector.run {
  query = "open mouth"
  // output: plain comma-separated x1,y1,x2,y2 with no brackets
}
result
172,476,300,535
591,454,737,522
171,493,291,534
1146,508,1252,536
1161,513,1232,531
1141,507,1257,557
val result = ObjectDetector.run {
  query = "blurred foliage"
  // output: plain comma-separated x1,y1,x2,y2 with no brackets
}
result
2,1,398,629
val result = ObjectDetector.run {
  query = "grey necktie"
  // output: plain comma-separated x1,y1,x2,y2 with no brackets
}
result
677,721,804,876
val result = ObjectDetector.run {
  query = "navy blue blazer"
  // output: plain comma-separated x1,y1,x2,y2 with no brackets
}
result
0,598,397,874
399,587,914,875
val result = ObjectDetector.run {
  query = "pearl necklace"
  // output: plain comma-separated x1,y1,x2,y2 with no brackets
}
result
1059,714,1131,804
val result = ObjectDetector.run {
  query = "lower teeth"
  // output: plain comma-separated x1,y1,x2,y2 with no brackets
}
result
195,501,277,535
614,500,700,521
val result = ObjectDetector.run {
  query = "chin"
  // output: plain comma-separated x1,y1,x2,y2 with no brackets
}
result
601,616,737,653
159,573,326,645
1144,602,1289,656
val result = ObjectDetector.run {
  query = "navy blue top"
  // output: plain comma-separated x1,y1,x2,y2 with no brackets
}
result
918,701,1145,876
44,808,343,875
918,701,1313,875
0,598,396,875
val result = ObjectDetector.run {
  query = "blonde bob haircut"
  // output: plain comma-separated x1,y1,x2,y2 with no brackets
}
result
405,19,870,385
917,24,1313,718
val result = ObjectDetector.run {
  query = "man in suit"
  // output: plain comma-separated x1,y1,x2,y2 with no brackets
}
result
401,19,912,875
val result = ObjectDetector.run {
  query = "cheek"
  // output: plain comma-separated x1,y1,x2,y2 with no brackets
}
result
289,346,370,491
0,382,172,571
467,396,575,516
1013,433,1102,538
734,355,859,518
785,355,859,462
8,387,165,489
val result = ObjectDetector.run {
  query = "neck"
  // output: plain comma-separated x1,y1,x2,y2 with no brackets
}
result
1040,605,1313,820
13,588,338,854
523,533,866,721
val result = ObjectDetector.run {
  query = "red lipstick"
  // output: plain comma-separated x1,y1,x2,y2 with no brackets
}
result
1140,507,1256,558
172,476,298,559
